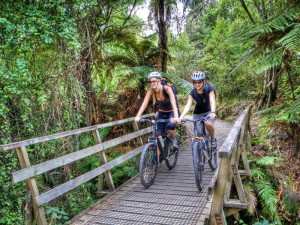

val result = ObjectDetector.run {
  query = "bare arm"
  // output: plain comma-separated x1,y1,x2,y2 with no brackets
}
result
179,95,193,120
209,91,217,119
165,86,178,118
135,90,152,122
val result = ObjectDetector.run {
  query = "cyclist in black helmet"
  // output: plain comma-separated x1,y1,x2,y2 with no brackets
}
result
178,71,217,149
135,72,180,151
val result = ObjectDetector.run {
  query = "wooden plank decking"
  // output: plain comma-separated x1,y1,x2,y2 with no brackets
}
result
70,120,232,225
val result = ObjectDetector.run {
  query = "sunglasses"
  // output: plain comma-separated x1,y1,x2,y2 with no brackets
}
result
149,80,158,84
193,80,204,84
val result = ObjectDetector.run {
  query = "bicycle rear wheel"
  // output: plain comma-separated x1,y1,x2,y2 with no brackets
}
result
208,147,217,170
139,142,158,188
165,139,178,169
192,141,204,191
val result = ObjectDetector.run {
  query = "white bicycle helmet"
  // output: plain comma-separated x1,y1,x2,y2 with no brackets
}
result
191,71,205,81
148,72,162,81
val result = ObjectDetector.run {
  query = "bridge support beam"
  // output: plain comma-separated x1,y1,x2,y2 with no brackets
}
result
132,121,144,169
16,147,47,225
92,130,115,195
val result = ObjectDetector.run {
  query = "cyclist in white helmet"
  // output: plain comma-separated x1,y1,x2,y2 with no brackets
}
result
177,70,217,149
135,72,180,150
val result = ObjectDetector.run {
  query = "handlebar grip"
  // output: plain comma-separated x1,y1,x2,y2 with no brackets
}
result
139,118,149,123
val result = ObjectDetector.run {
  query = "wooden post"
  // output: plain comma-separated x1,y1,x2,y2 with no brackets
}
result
92,130,115,194
25,191,33,225
209,157,230,225
16,147,47,225
132,121,144,169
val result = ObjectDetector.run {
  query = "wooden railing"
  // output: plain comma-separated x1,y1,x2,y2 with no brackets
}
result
209,105,252,225
0,113,155,225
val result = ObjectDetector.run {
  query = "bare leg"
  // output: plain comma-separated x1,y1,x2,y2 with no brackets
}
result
204,121,215,138
168,129,176,139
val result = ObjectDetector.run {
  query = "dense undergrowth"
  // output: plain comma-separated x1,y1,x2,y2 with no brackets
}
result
219,103,300,225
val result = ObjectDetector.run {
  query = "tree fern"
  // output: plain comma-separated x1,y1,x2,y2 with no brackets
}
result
279,24,300,52
255,49,283,75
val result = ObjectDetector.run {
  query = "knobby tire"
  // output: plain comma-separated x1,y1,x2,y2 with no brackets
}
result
192,141,204,191
208,146,217,170
165,139,178,169
139,142,158,188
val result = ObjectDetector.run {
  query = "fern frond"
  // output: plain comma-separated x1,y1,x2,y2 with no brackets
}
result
255,180,279,221
251,167,267,180
255,49,283,74
279,24,300,53
256,156,280,166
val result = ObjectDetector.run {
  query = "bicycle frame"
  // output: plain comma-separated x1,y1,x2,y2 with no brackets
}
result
142,119,172,160
182,116,217,191
139,118,179,188
185,117,211,160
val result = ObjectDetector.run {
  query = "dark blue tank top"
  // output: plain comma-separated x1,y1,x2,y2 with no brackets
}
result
190,84,215,114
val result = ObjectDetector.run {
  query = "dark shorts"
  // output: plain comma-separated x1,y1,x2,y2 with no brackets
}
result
157,111,179,134
193,112,216,135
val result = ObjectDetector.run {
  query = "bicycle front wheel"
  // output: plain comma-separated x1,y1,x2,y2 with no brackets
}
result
208,147,217,170
165,139,178,169
139,142,158,188
192,141,204,191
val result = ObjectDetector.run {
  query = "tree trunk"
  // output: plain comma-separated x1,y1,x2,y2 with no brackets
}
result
267,67,280,107
77,48,98,126
157,0,168,72
257,72,268,109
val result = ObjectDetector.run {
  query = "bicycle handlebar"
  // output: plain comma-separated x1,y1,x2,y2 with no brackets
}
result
181,116,210,124
139,118,171,124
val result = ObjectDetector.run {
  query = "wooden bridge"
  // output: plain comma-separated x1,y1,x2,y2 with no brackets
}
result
0,106,252,225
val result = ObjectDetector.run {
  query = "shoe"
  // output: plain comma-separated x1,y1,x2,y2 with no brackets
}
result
211,138,217,149
172,138,178,149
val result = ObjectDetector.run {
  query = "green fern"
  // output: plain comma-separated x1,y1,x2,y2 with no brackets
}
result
255,180,279,221
256,156,280,166
251,167,267,180
255,49,283,75
251,137,268,146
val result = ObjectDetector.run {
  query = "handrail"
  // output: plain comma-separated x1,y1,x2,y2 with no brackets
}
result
4,113,155,225
209,105,252,225
0,113,154,151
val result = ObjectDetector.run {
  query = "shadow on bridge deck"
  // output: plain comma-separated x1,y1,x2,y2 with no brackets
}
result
70,120,232,225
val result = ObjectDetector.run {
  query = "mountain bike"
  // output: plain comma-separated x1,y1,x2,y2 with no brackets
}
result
182,117,218,191
138,118,179,188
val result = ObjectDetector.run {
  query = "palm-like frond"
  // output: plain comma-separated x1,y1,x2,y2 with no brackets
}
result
279,24,300,52
255,48,283,74
161,72,193,94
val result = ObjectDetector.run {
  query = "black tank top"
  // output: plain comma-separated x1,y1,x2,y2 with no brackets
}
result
157,86,173,112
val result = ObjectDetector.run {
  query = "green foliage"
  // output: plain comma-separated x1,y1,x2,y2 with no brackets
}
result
65,183,97,217
254,219,281,225
282,189,300,218
251,137,268,146
251,167,267,180
110,158,138,187
255,180,279,221
45,206,69,225
0,151,25,225
256,156,280,166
